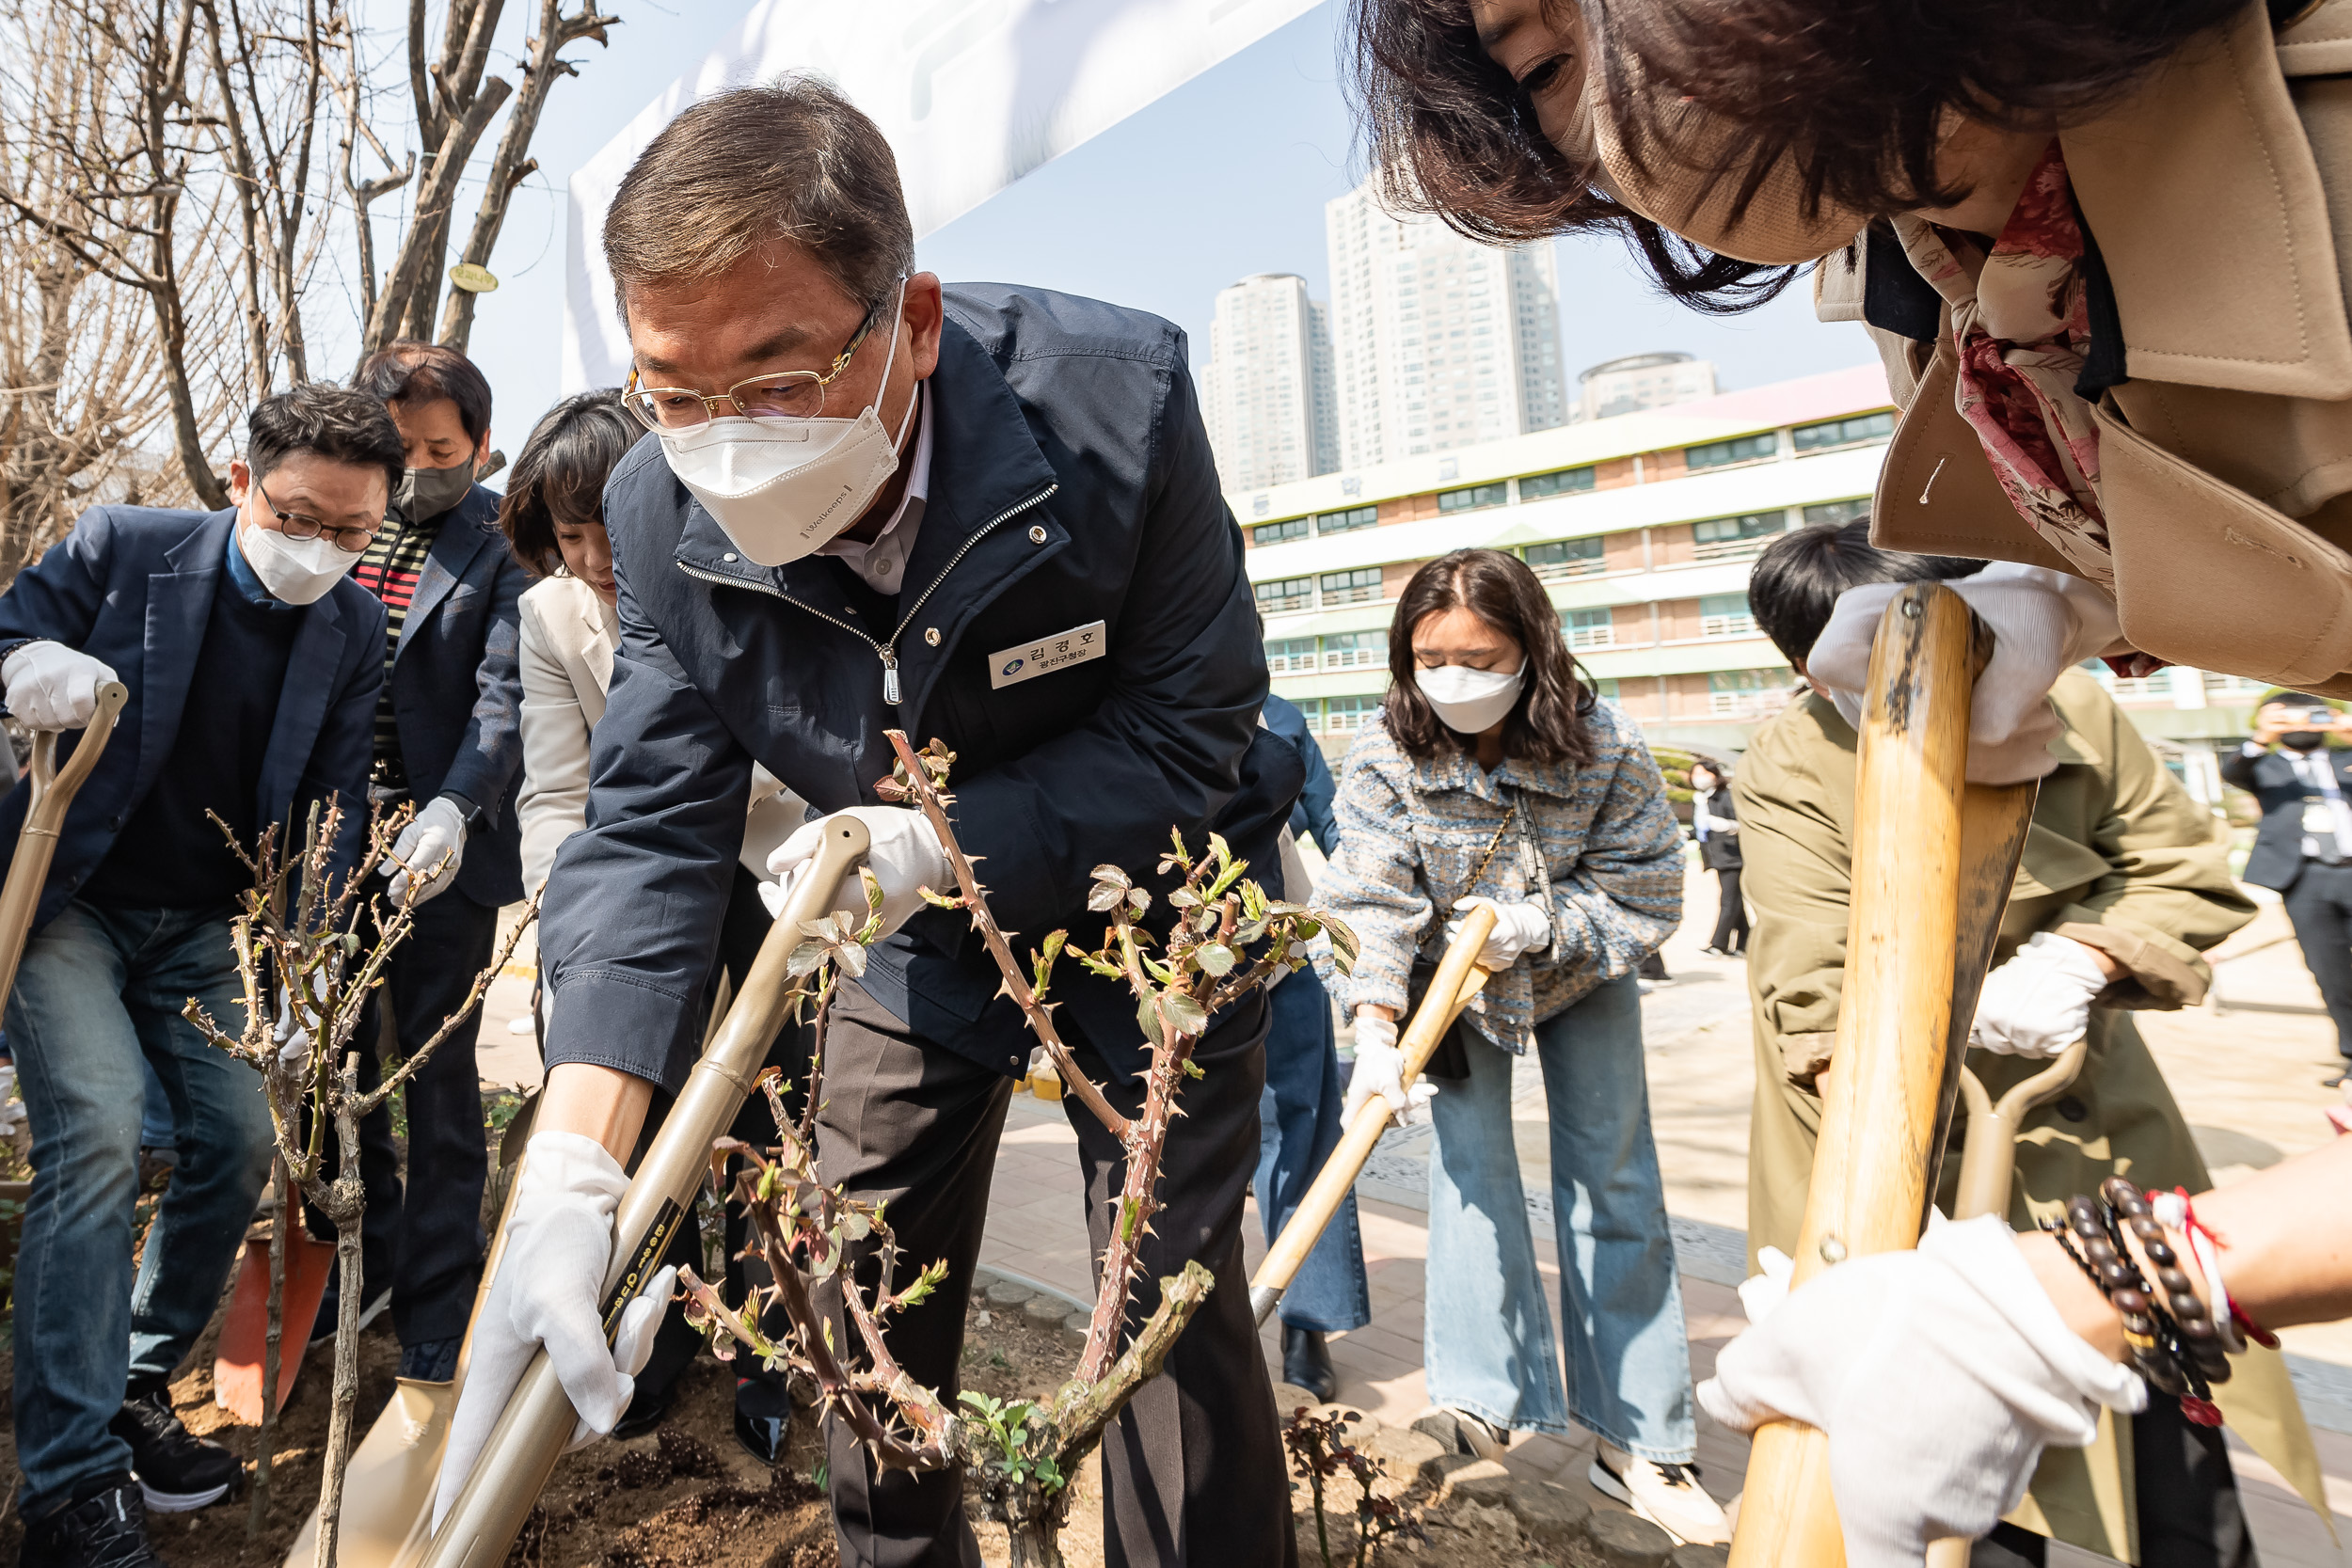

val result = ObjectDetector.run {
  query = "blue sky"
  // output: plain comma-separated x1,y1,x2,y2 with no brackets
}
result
461,1,1874,449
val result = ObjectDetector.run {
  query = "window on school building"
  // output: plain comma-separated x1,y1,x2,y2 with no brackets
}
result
1519,467,1597,500
1700,593,1756,639
1323,694,1380,735
1561,607,1615,651
1320,566,1383,606
1436,483,1508,515
1708,667,1794,718
1251,515,1311,546
1324,629,1385,671
1525,535,1606,581
1684,433,1779,470
1692,512,1788,562
1317,505,1379,534
1792,411,1897,452
1255,576,1314,613
1264,637,1318,675
1802,498,1871,528
1588,676,1622,702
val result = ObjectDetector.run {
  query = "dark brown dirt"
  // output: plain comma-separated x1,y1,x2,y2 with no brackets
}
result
0,1224,1521,1568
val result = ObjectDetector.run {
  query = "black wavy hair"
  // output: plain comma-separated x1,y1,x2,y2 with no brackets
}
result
498,389,639,576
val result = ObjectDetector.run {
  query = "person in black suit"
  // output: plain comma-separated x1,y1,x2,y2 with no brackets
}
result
1688,759,1747,957
2220,693,2352,1085
319,341,530,1383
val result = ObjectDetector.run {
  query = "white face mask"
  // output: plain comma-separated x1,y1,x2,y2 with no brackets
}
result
1417,663,1524,735
239,517,362,606
655,287,915,568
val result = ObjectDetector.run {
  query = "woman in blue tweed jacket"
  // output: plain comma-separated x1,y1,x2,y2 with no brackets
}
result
1317,548,1726,1545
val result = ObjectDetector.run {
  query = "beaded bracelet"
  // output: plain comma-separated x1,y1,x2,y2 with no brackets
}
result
2044,1176,2234,1427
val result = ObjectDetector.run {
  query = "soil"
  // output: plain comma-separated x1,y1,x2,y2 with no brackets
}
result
0,1275,1554,1568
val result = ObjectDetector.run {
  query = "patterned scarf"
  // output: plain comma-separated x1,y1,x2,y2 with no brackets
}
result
1895,142,2113,589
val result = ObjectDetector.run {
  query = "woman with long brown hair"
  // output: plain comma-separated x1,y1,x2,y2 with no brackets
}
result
1315,548,1726,1544
1350,0,2352,780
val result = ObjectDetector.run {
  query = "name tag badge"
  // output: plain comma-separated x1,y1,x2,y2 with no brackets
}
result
990,621,1107,689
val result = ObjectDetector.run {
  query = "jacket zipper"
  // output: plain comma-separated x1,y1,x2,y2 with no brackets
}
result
676,483,1057,706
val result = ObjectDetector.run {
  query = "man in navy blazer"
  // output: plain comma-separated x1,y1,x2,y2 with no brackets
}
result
326,341,529,1383
2220,693,2352,1083
0,384,393,1567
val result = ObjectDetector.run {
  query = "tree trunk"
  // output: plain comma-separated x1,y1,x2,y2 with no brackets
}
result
1006,1522,1069,1568
247,1153,289,1537
313,1081,366,1568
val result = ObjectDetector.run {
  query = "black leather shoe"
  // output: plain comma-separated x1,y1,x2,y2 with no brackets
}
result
19,1478,163,1568
734,1375,793,1465
1281,1325,1336,1403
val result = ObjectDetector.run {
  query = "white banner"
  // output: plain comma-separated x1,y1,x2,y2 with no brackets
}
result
562,0,1322,393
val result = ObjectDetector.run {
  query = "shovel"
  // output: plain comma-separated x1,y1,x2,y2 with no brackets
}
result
407,813,871,1568
0,680,129,1019
218,980,408,1418
0,683,130,1235
1248,905,1495,1327
1728,584,2042,1566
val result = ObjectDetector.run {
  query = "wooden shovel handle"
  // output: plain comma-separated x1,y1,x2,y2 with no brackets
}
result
0,681,128,1023
1727,585,1988,1567
1250,905,1496,1324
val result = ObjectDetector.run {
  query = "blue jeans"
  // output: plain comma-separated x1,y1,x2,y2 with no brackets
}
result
1424,973,1697,1462
1255,966,1370,1332
8,901,270,1514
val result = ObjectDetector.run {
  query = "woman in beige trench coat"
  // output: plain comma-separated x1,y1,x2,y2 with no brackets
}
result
1351,0,2352,723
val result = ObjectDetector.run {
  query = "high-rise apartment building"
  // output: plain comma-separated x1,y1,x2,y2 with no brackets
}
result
1574,352,1719,423
1200,273,1338,491
1324,179,1568,469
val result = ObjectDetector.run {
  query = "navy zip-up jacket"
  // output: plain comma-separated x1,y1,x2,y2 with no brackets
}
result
540,285,1302,1087
0,506,385,927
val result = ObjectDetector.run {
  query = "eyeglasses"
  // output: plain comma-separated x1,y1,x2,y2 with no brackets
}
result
622,298,883,432
255,479,379,552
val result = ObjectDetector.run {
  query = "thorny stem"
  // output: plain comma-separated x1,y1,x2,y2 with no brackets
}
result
882,729,1130,1140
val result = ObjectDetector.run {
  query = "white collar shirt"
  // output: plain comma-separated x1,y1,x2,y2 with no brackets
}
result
818,384,932,595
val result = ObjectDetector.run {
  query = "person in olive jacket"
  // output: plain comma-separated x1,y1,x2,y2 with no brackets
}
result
434,80,1304,1567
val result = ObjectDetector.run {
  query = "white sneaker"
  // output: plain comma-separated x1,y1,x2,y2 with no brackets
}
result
1590,1440,1730,1546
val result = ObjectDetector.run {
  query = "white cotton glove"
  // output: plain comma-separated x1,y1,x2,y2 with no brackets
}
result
0,1064,23,1141
434,1132,673,1529
1444,896,1550,970
1738,1245,1796,1325
1340,1012,1437,1131
1,641,117,731
762,805,948,939
1970,931,2109,1058
378,794,469,908
1804,564,2123,785
1697,1214,2145,1568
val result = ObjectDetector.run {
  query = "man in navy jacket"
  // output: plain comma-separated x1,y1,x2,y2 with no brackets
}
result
0,384,392,1568
439,80,1304,1565
327,342,529,1381
2221,693,2352,1082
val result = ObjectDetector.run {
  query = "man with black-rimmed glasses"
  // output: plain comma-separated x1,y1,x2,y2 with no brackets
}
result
0,383,392,1568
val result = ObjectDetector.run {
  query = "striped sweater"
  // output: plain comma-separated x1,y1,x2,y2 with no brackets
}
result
1314,701,1683,1053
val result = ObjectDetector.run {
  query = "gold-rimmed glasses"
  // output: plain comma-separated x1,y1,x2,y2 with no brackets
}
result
254,479,380,553
622,297,883,431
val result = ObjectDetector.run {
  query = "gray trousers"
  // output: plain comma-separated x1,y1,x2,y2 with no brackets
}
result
814,981,1296,1568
